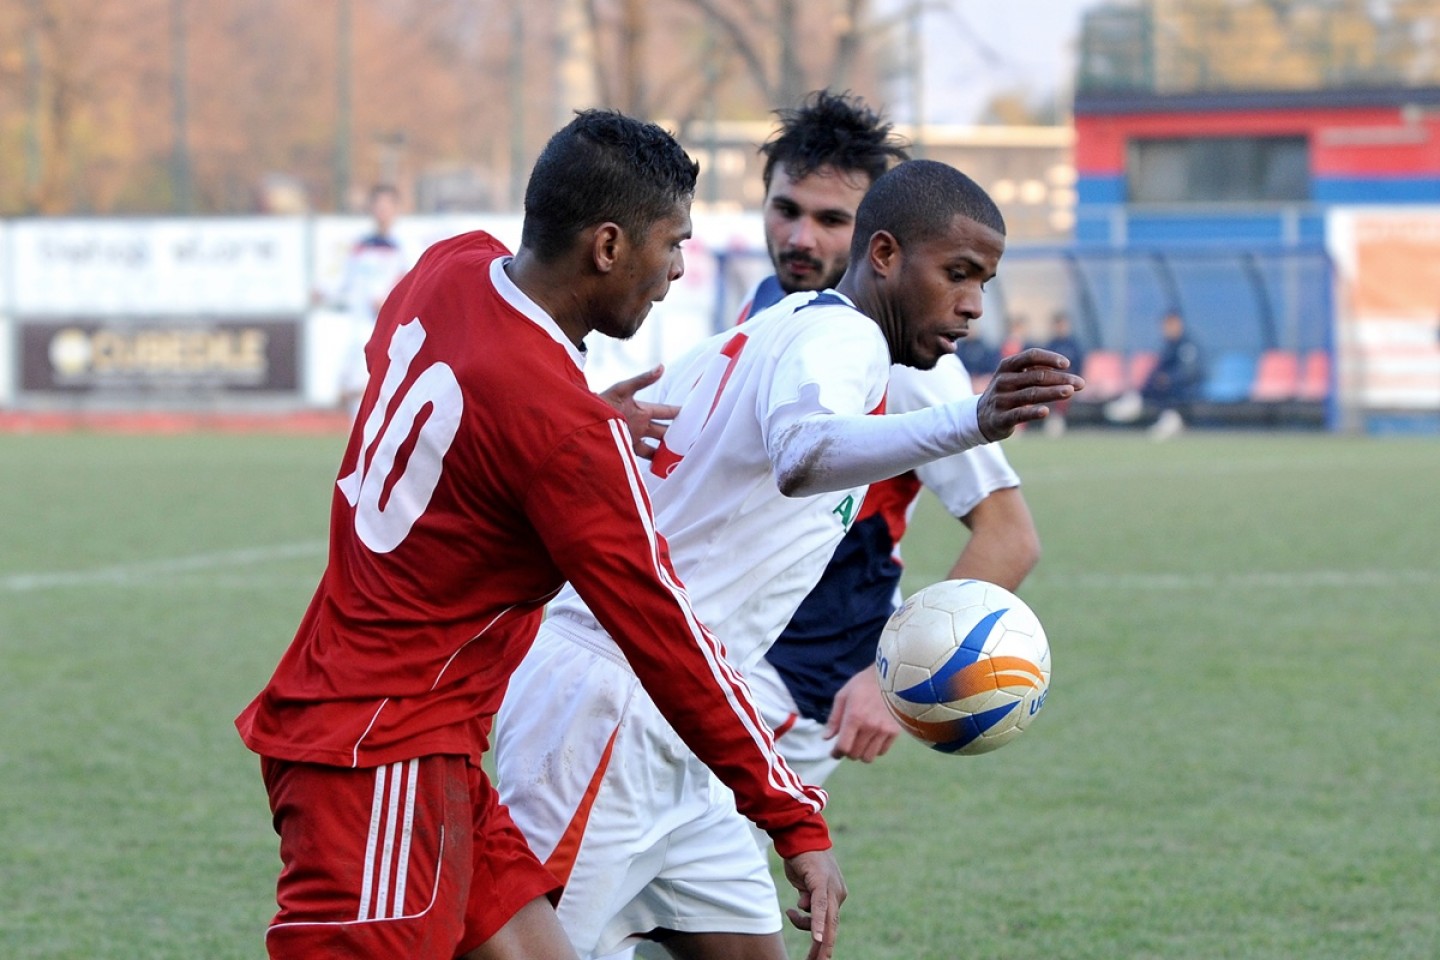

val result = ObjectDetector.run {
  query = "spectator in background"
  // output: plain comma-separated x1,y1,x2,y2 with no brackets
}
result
956,331,1001,383
331,183,407,417
1000,312,1029,361
1038,309,1085,371
1034,310,1085,436
1106,310,1205,441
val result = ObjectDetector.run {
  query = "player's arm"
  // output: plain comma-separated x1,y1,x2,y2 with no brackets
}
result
822,489,1037,764
770,348,1081,497
525,421,827,846
946,485,1039,590
897,357,1041,592
824,356,1043,763
527,419,846,954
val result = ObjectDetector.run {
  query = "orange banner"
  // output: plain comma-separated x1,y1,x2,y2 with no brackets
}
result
1353,214,1440,321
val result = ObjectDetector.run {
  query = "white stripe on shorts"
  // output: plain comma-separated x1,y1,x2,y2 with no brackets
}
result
357,759,421,921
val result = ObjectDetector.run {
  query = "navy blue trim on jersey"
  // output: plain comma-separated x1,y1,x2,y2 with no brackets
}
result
764,513,901,723
745,277,850,324
356,233,400,250
747,275,787,316
797,292,850,311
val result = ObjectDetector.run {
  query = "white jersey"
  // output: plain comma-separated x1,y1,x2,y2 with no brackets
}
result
546,290,889,672
753,352,1022,755
336,234,408,319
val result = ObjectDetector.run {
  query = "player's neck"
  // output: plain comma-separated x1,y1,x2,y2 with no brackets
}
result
504,250,589,348
838,273,901,362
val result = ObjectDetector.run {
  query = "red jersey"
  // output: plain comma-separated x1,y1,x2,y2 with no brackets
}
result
236,231,829,856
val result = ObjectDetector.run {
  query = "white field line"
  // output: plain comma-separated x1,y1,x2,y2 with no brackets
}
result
4,540,1430,595
1012,455,1361,484
1042,568,1438,591
2,541,327,592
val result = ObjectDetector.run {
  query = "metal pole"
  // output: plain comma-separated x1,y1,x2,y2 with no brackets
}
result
704,25,718,207
510,6,526,209
335,0,353,210
908,0,926,159
24,0,43,211
170,0,193,213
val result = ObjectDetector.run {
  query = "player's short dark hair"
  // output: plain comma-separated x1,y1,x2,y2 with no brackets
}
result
522,109,699,262
850,159,1006,262
759,90,910,191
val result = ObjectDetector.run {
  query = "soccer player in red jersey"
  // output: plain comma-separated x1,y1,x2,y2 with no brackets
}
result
235,110,844,960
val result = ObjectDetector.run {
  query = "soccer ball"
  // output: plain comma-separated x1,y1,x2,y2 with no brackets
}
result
875,579,1051,755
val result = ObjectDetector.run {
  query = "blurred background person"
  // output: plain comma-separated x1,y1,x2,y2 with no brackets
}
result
1033,309,1085,436
325,183,407,417
1106,310,1205,440
1000,312,1029,362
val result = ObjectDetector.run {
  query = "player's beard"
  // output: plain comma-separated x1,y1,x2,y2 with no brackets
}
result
775,250,845,295
597,306,649,341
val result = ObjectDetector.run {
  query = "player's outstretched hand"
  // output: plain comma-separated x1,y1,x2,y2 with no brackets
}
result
598,365,681,460
825,667,900,763
977,347,1085,441
782,849,846,960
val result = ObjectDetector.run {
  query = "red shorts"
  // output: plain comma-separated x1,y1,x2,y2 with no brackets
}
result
260,754,561,959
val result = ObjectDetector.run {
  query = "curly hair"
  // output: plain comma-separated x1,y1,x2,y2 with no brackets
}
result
522,109,699,262
759,90,911,191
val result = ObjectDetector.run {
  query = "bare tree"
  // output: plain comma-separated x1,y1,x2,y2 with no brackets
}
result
0,0,900,215
673,0,879,109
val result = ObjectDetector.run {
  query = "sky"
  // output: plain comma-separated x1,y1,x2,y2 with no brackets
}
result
901,0,1110,124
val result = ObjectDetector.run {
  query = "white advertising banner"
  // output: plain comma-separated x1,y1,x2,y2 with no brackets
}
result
10,218,309,316
0,222,10,403
305,212,765,400
1,211,769,408
1327,207,1440,413
0,220,9,310
310,213,523,304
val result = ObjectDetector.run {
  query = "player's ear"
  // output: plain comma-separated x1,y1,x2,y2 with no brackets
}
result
866,229,900,278
590,222,623,275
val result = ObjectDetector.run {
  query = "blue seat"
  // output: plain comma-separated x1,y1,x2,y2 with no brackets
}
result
1202,351,1258,403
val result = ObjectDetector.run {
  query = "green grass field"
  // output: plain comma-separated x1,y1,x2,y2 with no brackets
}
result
2,428,1438,959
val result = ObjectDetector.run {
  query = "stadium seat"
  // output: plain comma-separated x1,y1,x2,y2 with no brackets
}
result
1251,350,1300,401
1298,350,1331,401
1127,351,1157,390
1076,350,1125,401
1201,351,1258,403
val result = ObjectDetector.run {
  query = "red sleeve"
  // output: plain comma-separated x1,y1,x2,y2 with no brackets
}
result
524,416,831,859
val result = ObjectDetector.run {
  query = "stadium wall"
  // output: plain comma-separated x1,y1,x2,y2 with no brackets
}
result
1072,85,1440,433
0,213,762,414
1326,207,1440,434
1074,88,1440,245
4,209,1434,434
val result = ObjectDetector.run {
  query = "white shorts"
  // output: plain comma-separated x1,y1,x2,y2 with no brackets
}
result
338,313,375,403
744,656,843,791
494,614,781,959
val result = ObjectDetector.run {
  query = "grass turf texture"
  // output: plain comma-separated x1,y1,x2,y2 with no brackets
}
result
2,430,1437,959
